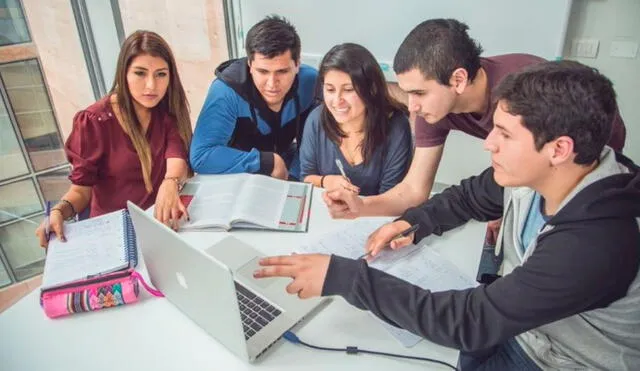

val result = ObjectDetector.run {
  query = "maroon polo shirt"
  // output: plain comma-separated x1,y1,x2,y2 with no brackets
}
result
415,54,626,152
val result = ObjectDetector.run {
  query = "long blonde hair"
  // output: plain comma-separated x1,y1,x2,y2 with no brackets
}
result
110,30,192,193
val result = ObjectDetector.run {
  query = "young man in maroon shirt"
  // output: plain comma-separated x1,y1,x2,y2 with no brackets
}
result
324,19,626,220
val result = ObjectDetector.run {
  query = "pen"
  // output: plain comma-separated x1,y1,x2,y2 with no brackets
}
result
44,200,51,242
335,159,359,194
358,224,420,259
335,159,348,178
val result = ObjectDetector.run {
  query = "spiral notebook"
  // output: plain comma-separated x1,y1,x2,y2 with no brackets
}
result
41,209,138,291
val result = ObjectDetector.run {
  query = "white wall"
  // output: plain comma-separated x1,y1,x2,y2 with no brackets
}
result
563,0,640,163
438,0,640,186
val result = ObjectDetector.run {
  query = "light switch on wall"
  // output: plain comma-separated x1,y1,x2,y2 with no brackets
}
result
610,40,639,59
571,38,600,58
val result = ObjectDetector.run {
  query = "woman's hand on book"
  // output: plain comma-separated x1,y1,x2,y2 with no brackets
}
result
155,179,189,230
35,209,65,248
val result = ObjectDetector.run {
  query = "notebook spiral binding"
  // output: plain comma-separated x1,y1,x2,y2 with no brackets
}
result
122,210,138,267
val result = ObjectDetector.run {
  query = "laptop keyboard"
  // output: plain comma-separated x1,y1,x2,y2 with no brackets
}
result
235,282,282,340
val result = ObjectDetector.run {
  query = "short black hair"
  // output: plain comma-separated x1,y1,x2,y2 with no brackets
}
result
244,15,301,63
495,60,617,165
393,19,483,85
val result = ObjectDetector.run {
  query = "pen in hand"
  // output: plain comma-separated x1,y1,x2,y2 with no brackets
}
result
335,159,358,193
44,201,51,242
358,224,420,259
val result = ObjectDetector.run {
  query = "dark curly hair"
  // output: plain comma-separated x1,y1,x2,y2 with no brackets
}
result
495,60,617,165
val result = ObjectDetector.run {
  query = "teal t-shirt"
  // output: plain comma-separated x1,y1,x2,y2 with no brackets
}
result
520,192,551,254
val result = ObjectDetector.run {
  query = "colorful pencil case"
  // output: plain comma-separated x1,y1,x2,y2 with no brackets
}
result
40,270,163,318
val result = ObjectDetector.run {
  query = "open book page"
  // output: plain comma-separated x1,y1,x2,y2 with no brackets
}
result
231,174,288,229
277,182,312,232
183,174,247,230
42,210,128,290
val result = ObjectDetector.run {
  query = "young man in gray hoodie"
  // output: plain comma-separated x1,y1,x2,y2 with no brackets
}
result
254,60,640,370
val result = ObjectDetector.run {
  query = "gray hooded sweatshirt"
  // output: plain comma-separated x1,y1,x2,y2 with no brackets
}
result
322,146,640,370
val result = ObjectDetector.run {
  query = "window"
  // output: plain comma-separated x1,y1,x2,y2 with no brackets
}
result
0,0,31,47
0,60,66,171
0,215,44,281
0,90,28,180
71,0,124,100
0,58,70,288
0,259,11,287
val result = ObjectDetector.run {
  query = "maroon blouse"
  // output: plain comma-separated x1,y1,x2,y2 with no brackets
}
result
65,97,188,217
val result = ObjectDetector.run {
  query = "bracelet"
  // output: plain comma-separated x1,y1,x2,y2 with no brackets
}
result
50,208,64,216
320,175,326,188
61,199,76,216
164,176,185,192
51,205,75,221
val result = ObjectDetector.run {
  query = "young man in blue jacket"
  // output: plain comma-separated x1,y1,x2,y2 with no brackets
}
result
190,16,318,180
254,61,640,370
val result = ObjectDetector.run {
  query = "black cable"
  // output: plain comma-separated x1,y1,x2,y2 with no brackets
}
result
283,331,458,370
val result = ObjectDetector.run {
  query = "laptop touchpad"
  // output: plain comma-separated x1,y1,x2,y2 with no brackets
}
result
236,257,277,290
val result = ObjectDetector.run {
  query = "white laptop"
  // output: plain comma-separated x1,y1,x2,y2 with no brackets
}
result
127,201,326,362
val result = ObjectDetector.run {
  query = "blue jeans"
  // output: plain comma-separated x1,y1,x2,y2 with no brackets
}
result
458,338,542,371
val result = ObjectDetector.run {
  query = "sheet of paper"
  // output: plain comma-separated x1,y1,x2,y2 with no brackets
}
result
299,218,422,270
381,322,423,348
42,211,127,290
377,249,478,347
385,249,478,291
300,218,478,347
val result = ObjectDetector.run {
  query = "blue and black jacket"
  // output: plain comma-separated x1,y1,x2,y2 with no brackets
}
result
190,57,318,179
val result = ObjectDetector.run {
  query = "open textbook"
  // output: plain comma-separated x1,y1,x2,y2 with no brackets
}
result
181,174,312,232
299,218,477,347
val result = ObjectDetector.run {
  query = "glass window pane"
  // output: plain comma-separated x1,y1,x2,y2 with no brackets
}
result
0,60,66,171
0,215,45,281
0,0,31,46
37,167,71,203
0,259,12,288
0,94,29,180
0,179,41,223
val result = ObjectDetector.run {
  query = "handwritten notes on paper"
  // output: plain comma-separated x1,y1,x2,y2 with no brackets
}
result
300,218,477,347
42,211,128,290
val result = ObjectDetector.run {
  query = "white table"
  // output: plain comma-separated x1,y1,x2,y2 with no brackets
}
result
0,188,485,371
